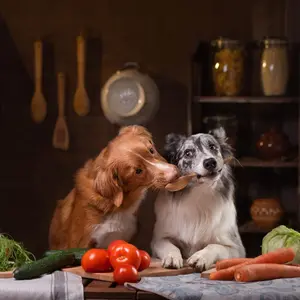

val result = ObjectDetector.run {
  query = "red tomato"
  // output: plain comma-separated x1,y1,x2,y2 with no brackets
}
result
113,264,139,285
107,240,128,256
81,249,111,273
109,243,141,270
138,250,151,271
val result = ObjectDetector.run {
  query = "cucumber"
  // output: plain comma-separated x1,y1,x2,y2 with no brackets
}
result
43,248,88,265
13,252,75,280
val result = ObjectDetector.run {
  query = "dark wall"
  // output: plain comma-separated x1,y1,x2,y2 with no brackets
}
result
0,0,288,256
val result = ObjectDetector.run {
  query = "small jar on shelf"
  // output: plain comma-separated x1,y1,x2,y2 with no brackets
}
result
250,198,284,230
256,126,290,161
211,37,245,97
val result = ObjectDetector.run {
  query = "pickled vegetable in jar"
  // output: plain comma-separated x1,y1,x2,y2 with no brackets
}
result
211,37,245,96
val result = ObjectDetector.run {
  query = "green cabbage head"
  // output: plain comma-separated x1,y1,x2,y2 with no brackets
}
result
262,225,300,264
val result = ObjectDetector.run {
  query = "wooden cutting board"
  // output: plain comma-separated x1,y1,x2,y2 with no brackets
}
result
200,267,216,279
0,271,13,278
0,263,214,280
63,258,194,282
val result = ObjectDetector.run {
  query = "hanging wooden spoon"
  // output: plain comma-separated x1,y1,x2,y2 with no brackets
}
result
73,34,90,116
52,72,69,151
165,172,197,192
31,40,47,123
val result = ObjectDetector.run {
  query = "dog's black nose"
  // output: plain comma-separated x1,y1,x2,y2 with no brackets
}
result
203,158,217,171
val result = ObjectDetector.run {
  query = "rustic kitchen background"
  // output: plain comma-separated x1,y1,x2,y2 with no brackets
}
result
0,0,299,258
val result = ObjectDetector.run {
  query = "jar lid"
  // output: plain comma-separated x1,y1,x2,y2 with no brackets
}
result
261,36,288,46
211,37,241,47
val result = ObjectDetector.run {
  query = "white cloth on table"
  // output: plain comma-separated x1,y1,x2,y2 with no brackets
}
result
0,271,83,300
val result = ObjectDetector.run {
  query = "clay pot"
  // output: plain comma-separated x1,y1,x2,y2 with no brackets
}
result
250,198,283,230
256,127,290,160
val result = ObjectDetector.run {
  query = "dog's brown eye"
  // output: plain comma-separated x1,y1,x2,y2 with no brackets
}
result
184,149,193,158
149,148,154,154
209,144,217,151
136,168,143,174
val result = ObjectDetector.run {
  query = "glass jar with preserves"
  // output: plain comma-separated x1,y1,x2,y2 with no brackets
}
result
260,37,289,96
211,37,245,96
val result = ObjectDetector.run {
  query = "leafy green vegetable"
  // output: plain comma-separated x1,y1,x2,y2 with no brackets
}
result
262,225,300,264
0,233,35,272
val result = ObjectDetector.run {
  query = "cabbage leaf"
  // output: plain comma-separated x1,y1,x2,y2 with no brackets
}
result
262,225,300,264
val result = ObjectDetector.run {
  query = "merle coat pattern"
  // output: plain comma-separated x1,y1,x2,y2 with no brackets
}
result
151,127,245,271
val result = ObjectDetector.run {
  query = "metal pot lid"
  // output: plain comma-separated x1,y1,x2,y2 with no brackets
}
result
101,64,160,126
103,76,145,117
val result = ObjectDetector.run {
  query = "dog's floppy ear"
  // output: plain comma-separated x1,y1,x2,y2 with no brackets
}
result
209,127,233,158
94,167,123,208
164,133,186,164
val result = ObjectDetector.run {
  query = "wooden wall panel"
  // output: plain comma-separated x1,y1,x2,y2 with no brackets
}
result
0,0,288,256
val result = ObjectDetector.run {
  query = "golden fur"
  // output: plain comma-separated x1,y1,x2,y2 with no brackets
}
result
49,125,178,249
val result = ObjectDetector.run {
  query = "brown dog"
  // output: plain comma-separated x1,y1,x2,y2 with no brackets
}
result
49,125,179,250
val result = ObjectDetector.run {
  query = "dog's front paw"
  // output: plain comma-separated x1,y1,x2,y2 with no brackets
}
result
162,252,184,269
187,250,215,272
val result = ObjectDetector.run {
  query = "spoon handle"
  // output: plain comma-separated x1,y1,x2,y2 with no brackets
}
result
77,35,85,88
34,40,43,92
57,72,65,117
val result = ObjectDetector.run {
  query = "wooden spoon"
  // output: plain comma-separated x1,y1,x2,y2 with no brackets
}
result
52,72,69,151
73,34,90,116
165,157,234,192
0,271,13,278
165,172,197,192
31,40,47,123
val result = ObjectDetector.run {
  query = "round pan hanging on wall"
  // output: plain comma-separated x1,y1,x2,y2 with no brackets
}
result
101,62,160,126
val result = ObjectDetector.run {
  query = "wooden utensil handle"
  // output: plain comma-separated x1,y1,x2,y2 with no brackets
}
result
57,72,65,116
77,35,85,86
34,40,43,91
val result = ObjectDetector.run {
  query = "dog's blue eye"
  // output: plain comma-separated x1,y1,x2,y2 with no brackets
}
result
136,168,143,174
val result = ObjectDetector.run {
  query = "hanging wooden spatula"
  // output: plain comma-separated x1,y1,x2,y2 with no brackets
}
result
52,72,69,151
73,34,90,116
31,40,47,123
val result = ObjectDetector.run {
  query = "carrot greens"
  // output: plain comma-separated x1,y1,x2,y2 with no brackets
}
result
0,233,35,272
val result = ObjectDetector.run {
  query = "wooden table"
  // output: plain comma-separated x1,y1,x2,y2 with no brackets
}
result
84,279,165,300
83,266,213,299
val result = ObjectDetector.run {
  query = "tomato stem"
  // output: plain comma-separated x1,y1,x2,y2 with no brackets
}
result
117,256,127,262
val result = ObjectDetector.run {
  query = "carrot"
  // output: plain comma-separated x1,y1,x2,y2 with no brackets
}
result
216,258,253,270
209,247,295,281
234,263,300,282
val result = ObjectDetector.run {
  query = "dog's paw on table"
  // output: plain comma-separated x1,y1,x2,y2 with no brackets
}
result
161,253,184,269
187,251,215,273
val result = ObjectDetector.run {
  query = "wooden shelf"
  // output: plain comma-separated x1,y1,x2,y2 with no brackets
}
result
193,96,298,104
239,221,270,233
230,157,298,168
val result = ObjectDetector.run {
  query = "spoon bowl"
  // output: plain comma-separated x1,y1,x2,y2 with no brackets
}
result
165,157,234,192
165,172,197,192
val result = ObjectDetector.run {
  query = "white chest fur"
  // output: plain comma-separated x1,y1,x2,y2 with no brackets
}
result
91,189,147,248
153,184,237,257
